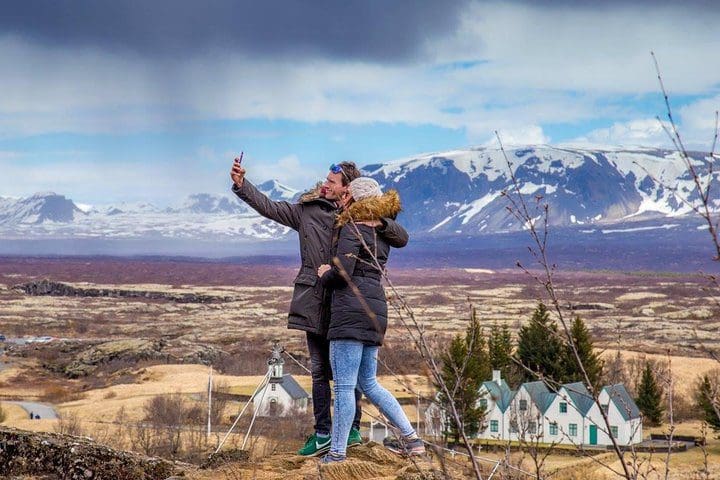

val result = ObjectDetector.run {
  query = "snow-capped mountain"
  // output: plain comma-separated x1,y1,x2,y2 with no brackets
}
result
0,192,87,226
363,145,716,234
256,179,298,201
176,194,245,215
0,147,713,243
0,181,299,241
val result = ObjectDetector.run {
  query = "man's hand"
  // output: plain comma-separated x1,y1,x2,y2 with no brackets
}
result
356,219,382,227
230,157,246,187
317,264,331,277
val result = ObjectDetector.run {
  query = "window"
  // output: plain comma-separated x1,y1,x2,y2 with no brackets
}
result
528,421,537,434
510,420,518,433
559,402,567,413
519,399,528,411
601,404,609,414
271,383,276,391
480,398,488,411
611,426,619,438
569,423,578,437
549,422,558,435
490,420,499,433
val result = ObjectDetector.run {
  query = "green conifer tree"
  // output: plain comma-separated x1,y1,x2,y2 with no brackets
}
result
635,362,664,426
564,316,603,389
488,321,522,387
438,308,491,442
696,374,720,435
516,303,565,383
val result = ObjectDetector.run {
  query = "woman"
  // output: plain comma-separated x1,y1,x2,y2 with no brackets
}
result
316,177,424,463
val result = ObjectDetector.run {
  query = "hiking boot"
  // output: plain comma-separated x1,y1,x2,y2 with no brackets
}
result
383,436,426,456
320,452,346,464
297,433,331,456
347,427,363,447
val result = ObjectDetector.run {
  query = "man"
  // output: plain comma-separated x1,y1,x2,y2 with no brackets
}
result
230,157,408,456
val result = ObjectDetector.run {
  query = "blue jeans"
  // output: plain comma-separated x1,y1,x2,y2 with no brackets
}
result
306,332,362,435
329,339,416,457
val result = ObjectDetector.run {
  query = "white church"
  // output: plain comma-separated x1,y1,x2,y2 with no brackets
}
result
253,347,310,417
428,370,643,447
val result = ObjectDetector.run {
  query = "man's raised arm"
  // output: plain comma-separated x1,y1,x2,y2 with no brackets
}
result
230,156,302,231
376,218,409,248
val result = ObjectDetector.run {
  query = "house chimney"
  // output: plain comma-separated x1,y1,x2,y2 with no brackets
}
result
492,369,502,385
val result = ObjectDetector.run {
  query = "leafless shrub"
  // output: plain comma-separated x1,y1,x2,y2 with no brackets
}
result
130,392,210,460
54,410,85,436
693,422,711,480
0,402,7,424
248,407,314,459
210,380,231,427
672,392,698,422
379,338,430,375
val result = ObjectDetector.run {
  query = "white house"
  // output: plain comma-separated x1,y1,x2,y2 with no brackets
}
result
477,370,514,440
597,384,643,445
475,371,642,447
253,348,309,417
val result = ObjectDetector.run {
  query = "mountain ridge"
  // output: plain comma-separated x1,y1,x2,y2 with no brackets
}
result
1,146,714,243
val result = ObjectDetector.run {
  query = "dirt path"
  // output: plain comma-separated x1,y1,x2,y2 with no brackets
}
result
6,401,58,420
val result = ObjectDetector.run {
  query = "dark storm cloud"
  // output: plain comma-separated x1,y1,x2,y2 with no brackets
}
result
0,0,471,61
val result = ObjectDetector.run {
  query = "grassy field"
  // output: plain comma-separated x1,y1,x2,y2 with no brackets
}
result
1,259,720,478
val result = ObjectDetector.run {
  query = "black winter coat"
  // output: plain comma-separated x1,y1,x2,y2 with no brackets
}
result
319,190,402,346
232,180,408,336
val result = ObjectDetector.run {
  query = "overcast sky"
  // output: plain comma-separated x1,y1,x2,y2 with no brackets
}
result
2,0,719,205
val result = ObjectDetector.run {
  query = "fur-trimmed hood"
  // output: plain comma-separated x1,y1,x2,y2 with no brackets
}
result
299,182,322,203
336,190,402,226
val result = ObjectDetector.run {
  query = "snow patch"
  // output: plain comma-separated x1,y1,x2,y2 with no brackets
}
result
601,224,678,234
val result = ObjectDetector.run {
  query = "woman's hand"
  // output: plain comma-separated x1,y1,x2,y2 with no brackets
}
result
317,264,331,277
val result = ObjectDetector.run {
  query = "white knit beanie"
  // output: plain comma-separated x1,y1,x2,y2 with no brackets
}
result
349,177,383,201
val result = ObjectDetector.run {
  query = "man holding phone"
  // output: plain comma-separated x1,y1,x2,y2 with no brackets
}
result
230,155,409,456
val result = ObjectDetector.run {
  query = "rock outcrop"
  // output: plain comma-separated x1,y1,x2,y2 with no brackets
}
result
0,426,182,479
14,279,233,303
60,339,223,378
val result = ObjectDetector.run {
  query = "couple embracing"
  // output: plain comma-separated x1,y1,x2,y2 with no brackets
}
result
230,159,424,463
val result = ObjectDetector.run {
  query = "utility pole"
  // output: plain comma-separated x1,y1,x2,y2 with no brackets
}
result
207,366,213,441
416,391,421,434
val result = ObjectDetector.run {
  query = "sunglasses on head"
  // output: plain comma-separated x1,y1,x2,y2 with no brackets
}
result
329,163,351,182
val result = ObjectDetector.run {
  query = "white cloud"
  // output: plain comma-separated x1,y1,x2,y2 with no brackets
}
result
571,90,720,149
249,154,324,190
572,118,673,147
431,2,720,94
1,2,719,141
480,125,550,147
1,152,228,206
677,94,720,149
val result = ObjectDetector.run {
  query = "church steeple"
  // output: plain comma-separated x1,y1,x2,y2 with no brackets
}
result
267,342,284,380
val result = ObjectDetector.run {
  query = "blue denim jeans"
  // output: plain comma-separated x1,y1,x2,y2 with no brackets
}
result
306,332,362,435
329,339,416,456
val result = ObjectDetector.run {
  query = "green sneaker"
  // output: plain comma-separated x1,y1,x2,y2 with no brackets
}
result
347,428,363,447
297,433,331,456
